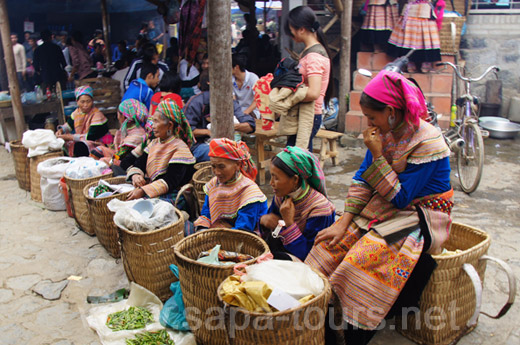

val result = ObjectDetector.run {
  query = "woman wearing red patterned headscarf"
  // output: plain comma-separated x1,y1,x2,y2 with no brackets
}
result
194,138,268,233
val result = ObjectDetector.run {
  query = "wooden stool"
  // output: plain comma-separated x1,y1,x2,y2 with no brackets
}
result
315,129,342,167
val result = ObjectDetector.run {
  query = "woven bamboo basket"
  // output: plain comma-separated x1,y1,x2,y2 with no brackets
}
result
64,172,113,235
118,208,185,301
192,165,214,209
173,229,270,345
217,268,332,345
439,16,466,55
194,161,212,171
30,151,63,202
9,140,30,191
84,176,132,258
396,223,491,345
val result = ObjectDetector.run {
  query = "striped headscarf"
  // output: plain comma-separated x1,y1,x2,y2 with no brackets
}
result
118,99,150,137
75,85,93,100
156,99,194,147
209,138,257,181
363,70,427,127
276,146,327,197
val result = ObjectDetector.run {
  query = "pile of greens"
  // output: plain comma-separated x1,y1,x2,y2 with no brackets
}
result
125,329,175,345
106,306,154,331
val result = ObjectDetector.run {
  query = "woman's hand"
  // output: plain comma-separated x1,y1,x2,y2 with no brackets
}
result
57,134,74,141
131,174,146,188
127,187,145,200
363,127,383,158
279,198,295,227
260,213,282,231
314,214,353,246
55,128,63,136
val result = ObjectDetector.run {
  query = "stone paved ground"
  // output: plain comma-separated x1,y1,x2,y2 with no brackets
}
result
0,136,518,344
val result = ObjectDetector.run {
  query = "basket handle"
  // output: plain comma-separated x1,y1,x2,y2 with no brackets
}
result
479,255,517,319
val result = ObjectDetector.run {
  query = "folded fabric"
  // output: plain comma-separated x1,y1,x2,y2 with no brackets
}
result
22,129,64,157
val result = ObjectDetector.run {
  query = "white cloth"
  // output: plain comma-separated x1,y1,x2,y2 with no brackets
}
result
179,59,200,94
21,129,64,157
233,69,259,118
13,43,27,73
112,66,130,96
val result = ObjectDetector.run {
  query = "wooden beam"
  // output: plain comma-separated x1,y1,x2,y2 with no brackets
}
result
0,33,8,90
0,0,25,139
100,0,112,66
208,0,234,140
338,0,353,134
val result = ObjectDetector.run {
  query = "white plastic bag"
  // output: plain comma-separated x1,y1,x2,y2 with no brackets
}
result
86,282,196,345
37,157,74,210
64,157,108,179
241,260,324,299
21,129,64,157
107,198,180,232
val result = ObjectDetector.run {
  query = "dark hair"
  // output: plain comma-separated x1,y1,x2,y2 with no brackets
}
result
11,32,17,38
284,6,334,104
232,53,247,72
199,71,210,92
71,30,84,45
114,59,126,70
140,63,159,79
159,71,181,93
94,29,103,37
169,37,178,48
41,29,52,41
118,40,127,47
141,43,158,63
271,156,301,186
359,92,388,111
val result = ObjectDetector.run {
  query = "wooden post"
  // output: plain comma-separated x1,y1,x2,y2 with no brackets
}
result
0,34,8,90
207,0,233,139
0,0,25,139
100,0,112,66
338,0,353,133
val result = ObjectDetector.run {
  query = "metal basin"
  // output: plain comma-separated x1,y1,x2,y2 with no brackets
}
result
480,120,520,139
479,116,510,124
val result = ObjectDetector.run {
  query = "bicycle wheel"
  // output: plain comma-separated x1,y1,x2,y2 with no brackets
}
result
457,121,484,194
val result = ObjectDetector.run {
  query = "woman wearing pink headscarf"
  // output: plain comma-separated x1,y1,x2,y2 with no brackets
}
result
306,70,453,343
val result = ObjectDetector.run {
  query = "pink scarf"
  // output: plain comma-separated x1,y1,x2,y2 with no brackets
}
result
362,70,427,127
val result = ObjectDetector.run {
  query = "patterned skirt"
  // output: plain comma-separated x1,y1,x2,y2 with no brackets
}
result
305,220,424,330
359,5,399,46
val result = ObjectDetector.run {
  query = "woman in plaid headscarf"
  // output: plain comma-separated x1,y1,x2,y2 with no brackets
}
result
91,99,149,170
259,146,335,261
126,100,195,205
56,85,112,156
194,138,268,233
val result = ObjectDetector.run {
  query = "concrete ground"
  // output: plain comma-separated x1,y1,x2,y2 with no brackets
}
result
0,136,518,345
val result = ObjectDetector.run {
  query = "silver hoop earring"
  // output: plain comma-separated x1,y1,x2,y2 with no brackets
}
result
388,115,396,128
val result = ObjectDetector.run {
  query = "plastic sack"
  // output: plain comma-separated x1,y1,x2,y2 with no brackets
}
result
107,198,180,232
37,157,74,210
160,265,190,331
21,129,64,157
64,157,108,179
86,282,196,345
241,260,324,300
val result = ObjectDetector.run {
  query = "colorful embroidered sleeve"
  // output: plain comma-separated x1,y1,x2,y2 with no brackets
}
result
362,155,401,202
194,195,211,229
141,163,192,198
345,151,374,214
85,122,109,141
233,200,269,233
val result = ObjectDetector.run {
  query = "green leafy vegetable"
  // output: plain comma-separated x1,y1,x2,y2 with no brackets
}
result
106,306,154,331
125,329,175,345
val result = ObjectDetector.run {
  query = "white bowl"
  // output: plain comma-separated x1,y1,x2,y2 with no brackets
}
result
132,199,154,218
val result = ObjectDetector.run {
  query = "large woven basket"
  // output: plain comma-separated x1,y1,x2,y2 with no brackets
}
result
217,268,332,345
118,208,185,301
30,151,63,202
9,140,30,191
439,16,466,55
396,223,491,345
174,229,270,345
64,172,113,235
192,165,213,209
83,176,132,258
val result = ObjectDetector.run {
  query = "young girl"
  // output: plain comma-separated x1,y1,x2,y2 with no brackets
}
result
284,6,333,151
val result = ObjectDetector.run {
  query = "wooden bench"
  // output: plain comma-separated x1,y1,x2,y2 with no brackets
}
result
252,119,343,185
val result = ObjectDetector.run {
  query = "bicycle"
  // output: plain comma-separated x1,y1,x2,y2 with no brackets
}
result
436,62,500,194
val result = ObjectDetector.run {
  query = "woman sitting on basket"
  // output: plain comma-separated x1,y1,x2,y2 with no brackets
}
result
194,138,268,233
90,99,150,175
125,100,196,205
56,85,112,157
259,147,335,261
305,69,453,344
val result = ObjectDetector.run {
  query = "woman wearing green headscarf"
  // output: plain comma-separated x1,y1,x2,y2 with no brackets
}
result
260,146,335,261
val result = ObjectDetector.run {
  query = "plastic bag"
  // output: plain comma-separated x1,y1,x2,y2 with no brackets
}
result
64,157,108,179
241,260,324,300
160,265,190,331
21,129,64,157
107,198,180,232
37,157,74,210
86,282,196,345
